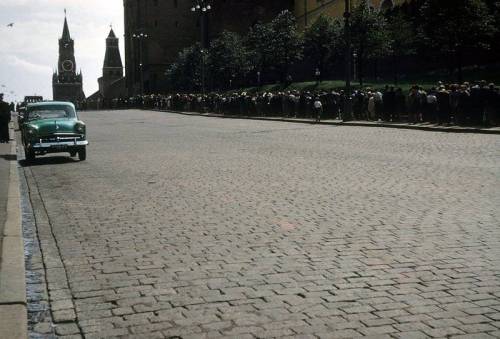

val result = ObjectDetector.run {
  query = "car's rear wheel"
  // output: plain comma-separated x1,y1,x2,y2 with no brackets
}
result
25,147,35,162
78,147,86,161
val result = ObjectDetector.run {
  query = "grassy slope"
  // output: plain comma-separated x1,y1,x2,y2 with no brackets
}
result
236,64,500,93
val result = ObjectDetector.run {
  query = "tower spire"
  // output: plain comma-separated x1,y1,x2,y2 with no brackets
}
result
104,27,122,68
62,10,71,41
107,28,117,39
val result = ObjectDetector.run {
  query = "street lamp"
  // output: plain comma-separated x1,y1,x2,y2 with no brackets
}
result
132,32,149,95
257,71,261,87
343,0,353,121
353,51,357,83
315,68,321,85
191,0,211,95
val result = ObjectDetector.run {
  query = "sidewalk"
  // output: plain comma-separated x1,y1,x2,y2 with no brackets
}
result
155,109,500,135
0,122,27,339
0,143,10,257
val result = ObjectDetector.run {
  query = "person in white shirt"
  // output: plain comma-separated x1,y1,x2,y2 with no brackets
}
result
314,97,323,122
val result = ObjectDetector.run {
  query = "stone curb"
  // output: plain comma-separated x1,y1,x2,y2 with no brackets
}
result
0,123,28,339
152,109,500,135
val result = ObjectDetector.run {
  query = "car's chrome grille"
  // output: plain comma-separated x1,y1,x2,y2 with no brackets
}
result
39,134,84,143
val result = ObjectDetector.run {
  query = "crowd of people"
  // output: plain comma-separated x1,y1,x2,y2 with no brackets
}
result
84,81,500,126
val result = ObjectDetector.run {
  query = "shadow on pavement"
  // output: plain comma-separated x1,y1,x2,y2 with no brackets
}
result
19,156,78,167
0,154,17,161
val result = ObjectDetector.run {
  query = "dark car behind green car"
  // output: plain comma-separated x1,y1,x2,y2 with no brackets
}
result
20,101,88,161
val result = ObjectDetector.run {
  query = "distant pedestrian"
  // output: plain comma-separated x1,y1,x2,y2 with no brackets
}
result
0,93,11,143
367,92,376,121
373,90,383,121
314,97,323,122
426,88,438,123
394,88,405,122
485,83,499,126
449,84,460,124
437,86,450,124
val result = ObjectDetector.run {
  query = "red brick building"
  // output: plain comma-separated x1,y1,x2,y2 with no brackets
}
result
123,0,294,95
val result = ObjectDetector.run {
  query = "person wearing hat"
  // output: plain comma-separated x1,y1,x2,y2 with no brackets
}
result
0,93,11,143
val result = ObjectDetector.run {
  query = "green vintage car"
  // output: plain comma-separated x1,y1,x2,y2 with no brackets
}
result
21,101,88,161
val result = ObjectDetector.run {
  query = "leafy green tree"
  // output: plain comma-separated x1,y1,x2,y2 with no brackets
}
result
386,9,417,84
246,21,274,81
207,31,251,90
247,10,303,83
350,0,391,86
303,15,344,78
268,10,304,82
420,0,496,82
165,44,203,91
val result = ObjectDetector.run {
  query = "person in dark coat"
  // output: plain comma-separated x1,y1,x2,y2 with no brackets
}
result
469,84,483,125
426,88,438,123
385,86,396,122
437,86,451,124
394,88,405,122
382,85,394,121
0,94,11,143
484,83,499,126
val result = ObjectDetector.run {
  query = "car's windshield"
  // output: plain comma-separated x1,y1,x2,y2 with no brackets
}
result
27,105,76,121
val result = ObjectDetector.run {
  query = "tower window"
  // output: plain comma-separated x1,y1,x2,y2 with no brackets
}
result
174,0,178,8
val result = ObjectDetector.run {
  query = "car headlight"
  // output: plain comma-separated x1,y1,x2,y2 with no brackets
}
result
27,125,38,136
75,122,86,134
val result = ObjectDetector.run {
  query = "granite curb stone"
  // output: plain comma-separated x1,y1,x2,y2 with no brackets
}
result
0,123,28,339
154,109,500,135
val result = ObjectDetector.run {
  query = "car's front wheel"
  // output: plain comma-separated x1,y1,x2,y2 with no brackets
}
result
25,147,35,162
78,147,86,161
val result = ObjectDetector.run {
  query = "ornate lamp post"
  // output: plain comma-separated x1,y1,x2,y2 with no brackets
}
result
343,0,353,121
132,32,149,95
191,0,211,95
353,51,357,83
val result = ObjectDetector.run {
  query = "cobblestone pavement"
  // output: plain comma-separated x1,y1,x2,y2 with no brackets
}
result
21,109,500,338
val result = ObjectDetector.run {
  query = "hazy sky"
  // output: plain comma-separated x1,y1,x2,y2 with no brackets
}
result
0,0,124,103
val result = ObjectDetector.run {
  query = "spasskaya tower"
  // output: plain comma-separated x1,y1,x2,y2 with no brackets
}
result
52,13,85,104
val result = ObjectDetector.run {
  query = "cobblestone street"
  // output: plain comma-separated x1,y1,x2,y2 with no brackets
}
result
22,109,500,338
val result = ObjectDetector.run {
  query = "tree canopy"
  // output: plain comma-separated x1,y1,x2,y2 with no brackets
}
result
164,0,499,91
350,0,391,85
208,31,251,90
303,15,343,76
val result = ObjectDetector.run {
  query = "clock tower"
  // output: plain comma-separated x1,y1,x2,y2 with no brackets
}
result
52,14,85,104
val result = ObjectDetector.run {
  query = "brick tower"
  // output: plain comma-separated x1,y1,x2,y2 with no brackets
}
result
98,28,124,98
52,14,85,104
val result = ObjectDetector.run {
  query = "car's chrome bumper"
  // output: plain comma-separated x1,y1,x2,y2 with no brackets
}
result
32,140,88,149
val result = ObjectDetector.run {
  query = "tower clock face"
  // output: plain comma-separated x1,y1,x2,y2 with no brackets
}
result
62,60,74,72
